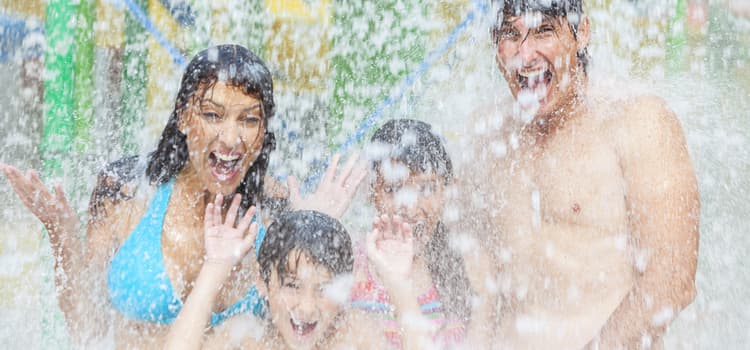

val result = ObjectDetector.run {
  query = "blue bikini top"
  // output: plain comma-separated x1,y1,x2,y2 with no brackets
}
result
107,180,266,326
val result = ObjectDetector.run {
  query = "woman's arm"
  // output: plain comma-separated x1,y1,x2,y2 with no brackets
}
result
164,194,259,350
287,152,367,219
1,165,83,267
0,164,125,344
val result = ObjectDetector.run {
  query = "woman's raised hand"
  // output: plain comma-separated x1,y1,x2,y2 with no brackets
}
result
287,152,367,219
0,164,80,248
366,215,415,288
204,194,259,268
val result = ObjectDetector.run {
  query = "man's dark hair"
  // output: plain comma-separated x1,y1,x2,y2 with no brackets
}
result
369,119,472,323
146,44,276,212
492,0,590,73
258,210,353,285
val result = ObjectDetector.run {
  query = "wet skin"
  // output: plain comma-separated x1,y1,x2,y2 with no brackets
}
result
82,81,269,349
370,166,445,248
463,11,699,349
259,251,342,350
494,13,589,125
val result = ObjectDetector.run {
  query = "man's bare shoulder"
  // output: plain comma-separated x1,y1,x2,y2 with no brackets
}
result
599,94,685,152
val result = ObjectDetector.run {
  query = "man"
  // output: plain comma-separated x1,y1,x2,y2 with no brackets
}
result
460,1,700,348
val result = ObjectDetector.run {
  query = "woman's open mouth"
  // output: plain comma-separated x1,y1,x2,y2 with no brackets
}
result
208,151,243,182
290,318,317,337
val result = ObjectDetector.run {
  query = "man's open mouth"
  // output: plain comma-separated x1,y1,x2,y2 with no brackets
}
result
290,318,317,337
208,151,242,181
517,68,552,91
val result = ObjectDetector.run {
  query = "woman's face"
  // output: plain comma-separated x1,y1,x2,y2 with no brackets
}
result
370,161,446,248
264,251,343,350
180,81,265,195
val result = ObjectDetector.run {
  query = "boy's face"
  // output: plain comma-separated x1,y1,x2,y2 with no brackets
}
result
263,251,342,350
371,161,446,247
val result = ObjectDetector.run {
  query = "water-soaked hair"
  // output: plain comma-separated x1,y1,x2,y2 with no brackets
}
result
146,44,276,211
369,119,472,323
258,210,353,285
491,0,590,74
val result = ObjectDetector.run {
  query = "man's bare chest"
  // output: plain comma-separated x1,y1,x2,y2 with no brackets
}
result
487,135,628,233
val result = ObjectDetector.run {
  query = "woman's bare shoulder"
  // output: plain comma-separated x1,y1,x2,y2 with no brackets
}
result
89,156,147,218
86,156,150,248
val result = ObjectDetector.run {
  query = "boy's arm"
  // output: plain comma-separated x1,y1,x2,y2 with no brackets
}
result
165,195,259,350
164,262,235,350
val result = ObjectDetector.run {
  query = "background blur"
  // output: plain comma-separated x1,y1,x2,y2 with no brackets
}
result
0,0,748,348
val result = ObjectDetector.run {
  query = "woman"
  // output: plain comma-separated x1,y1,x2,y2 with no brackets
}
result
1,44,364,348
354,119,496,349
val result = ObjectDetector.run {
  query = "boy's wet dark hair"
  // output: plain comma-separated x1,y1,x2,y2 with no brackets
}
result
146,44,276,211
369,119,472,323
258,210,353,285
491,0,590,74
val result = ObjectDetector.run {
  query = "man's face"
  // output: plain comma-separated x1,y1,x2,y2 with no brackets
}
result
265,251,342,350
494,12,588,118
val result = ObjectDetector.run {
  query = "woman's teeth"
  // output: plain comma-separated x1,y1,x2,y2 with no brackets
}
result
216,153,240,162
208,152,242,180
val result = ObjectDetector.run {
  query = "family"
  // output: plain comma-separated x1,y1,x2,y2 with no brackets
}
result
1,1,699,349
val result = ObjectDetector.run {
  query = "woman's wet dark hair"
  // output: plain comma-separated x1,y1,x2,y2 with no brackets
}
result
369,119,472,323
146,44,276,210
491,0,590,74
258,210,353,285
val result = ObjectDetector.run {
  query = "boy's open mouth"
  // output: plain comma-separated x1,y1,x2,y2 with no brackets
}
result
208,151,242,181
290,318,317,337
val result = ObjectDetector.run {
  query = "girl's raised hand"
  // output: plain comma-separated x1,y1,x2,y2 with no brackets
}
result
204,194,259,268
366,214,415,288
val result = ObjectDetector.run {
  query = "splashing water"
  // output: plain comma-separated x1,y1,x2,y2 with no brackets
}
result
1,0,748,348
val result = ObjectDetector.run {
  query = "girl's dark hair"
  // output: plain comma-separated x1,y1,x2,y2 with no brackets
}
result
369,119,472,323
491,0,590,74
146,44,276,210
258,210,353,285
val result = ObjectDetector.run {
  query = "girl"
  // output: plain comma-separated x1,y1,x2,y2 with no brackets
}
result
354,119,495,349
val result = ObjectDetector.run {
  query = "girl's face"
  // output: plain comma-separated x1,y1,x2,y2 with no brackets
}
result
262,251,343,350
180,81,265,195
371,161,446,247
